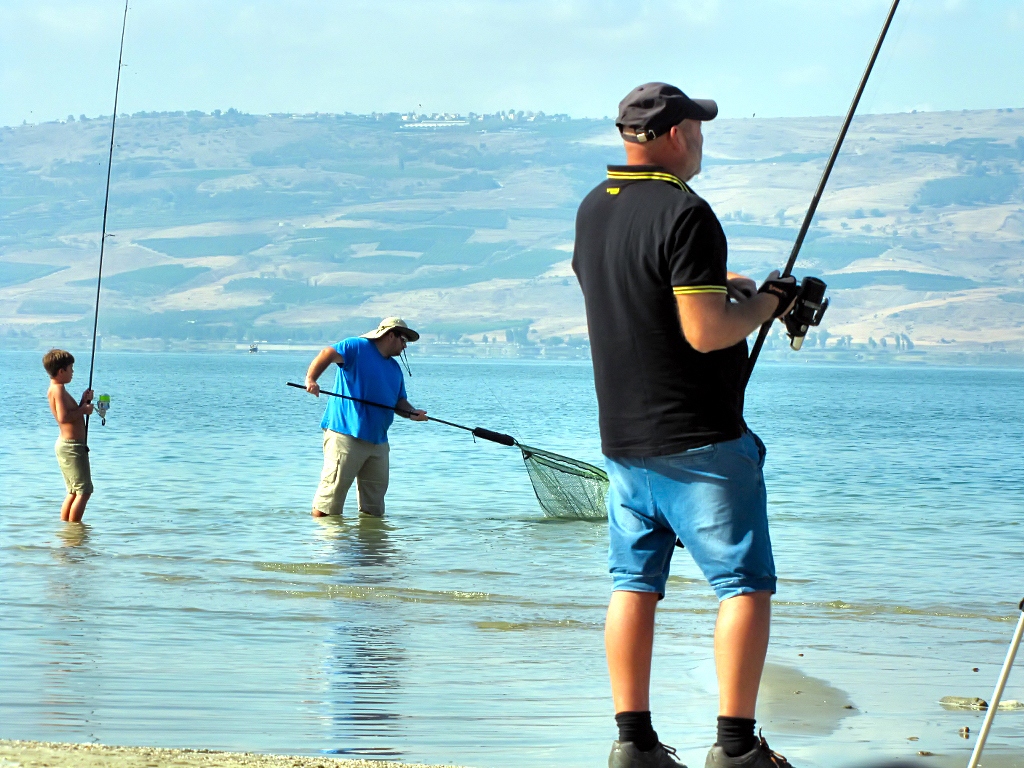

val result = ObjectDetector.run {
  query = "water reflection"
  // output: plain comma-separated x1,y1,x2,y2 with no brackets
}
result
319,516,407,757
313,515,400,573
41,523,98,739
55,522,91,554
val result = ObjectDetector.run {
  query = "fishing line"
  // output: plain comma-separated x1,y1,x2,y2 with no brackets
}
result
855,2,910,116
85,0,130,441
482,377,525,443
745,0,902,381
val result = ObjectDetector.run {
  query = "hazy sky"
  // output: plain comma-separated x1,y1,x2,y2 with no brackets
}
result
1,0,1023,127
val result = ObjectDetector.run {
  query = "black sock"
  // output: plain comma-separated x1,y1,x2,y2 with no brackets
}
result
615,710,658,751
717,716,756,757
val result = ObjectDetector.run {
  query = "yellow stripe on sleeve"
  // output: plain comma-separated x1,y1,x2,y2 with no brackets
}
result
672,285,728,296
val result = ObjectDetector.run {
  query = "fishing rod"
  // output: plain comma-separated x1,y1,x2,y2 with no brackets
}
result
285,382,516,446
85,0,130,440
745,0,901,380
967,597,1024,768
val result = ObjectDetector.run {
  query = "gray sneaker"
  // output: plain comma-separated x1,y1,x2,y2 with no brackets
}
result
609,740,687,768
704,731,793,768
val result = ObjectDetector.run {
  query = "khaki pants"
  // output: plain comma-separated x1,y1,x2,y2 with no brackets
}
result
312,430,390,517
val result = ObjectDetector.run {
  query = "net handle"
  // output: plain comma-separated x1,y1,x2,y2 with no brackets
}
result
287,382,516,445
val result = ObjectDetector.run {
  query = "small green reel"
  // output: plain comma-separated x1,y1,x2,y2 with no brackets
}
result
96,394,111,426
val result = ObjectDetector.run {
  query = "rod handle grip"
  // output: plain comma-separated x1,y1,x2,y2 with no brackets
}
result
472,427,516,446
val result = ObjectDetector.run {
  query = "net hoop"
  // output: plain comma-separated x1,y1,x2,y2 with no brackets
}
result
518,444,609,481
517,443,608,521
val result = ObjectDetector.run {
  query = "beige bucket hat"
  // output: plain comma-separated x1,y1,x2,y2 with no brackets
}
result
361,316,420,342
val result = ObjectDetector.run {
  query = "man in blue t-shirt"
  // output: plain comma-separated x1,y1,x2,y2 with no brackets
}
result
304,317,427,518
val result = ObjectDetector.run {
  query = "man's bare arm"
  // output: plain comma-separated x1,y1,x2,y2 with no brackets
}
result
305,347,344,396
396,397,428,421
675,292,779,353
726,272,757,298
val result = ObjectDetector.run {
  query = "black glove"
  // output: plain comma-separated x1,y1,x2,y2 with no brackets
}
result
758,271,800,319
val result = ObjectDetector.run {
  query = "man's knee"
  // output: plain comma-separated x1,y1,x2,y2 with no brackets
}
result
716,586,775,604
355,481,387,517
355,452,389,515
720,593,770,610
607,589,661,621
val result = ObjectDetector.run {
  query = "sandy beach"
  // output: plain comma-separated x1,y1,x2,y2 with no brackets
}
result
5,736,1024,768
0,741,466,768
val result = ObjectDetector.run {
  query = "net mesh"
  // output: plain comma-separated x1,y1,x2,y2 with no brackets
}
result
518,444,608,521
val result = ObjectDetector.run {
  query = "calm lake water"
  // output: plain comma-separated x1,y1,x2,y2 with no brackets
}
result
2,351,1023,768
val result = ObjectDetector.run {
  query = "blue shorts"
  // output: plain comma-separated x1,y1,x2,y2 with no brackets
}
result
605,431,776,601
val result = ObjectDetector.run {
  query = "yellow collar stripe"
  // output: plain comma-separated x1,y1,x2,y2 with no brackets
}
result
606,170,689,192
672,285,727,295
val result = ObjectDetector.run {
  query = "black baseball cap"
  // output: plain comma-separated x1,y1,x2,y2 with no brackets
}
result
616,82,718,143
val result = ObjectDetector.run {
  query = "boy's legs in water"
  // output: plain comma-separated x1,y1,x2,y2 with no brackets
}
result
62,492,90,523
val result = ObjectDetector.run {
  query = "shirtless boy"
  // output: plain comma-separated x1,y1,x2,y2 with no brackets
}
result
44,349,95,522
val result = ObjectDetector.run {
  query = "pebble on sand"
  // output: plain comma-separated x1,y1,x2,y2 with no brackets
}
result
940,696,987,710
939,696,1024,711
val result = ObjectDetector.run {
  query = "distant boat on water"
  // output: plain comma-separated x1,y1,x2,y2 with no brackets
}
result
249,343,258,354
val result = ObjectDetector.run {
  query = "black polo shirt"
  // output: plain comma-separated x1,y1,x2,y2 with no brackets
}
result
572,164,748,458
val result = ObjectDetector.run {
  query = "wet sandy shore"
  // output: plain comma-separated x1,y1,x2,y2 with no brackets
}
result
0,740,466,768
4,734,1024,768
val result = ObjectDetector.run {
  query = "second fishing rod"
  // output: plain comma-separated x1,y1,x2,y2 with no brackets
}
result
286,382,516,446
744,0,902,382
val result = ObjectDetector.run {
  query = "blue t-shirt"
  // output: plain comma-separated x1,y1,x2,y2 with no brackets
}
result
320,337,407,444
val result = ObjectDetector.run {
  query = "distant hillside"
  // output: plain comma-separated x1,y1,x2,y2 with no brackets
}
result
2,107,1023,360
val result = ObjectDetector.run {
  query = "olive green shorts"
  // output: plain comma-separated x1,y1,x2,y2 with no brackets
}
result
312,430,389,517
55,439,94,495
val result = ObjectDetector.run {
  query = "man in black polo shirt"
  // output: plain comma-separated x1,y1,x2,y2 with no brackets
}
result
573,83,801,768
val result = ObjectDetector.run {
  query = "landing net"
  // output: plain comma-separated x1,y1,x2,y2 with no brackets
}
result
517,444,608,521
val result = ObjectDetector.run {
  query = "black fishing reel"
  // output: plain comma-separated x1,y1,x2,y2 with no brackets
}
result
784,277,829,350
